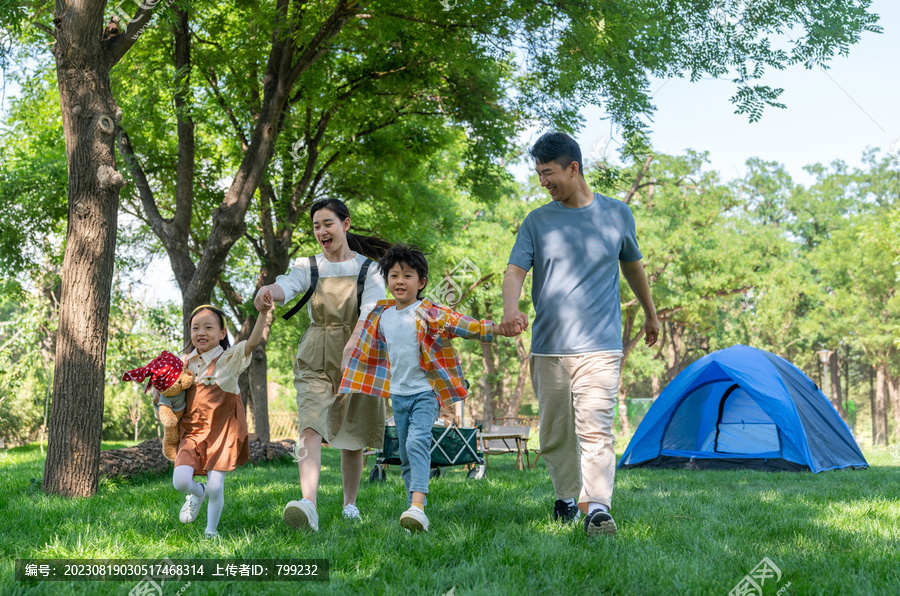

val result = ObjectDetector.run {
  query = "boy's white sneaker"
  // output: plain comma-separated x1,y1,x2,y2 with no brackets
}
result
284,498,319,532
342,503,361,520
400,506,429,533
179,483,206,524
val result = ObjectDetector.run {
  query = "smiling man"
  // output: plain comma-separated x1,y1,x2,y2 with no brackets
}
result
500,132,659,537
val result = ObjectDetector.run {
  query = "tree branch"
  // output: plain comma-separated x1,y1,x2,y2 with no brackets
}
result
623,155,654,204
105,4,158,66
116,130,166,240
172,8,195,247
204,66,250,151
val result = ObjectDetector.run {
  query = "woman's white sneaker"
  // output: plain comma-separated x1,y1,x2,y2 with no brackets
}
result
284,498,319,532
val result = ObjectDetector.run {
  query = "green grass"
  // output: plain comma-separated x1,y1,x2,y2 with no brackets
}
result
1,442,898,595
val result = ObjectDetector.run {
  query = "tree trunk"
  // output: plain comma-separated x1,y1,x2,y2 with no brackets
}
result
887,375,900,443
874,365,888,446
503,335,530,419
651,374,661,400
481,341,497,426
869,367,877,446
844,348,851,426
249,339,271,443
43,3,129,497
238,369,251,413
664,322,685,383
828,351,846,421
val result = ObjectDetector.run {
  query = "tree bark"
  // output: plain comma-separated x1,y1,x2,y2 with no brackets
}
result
503,335,530,419
828,351,846,421
481,341,497,426
664,322,685,384
651,374,661,400
43,0,137,497
238,369,251,413
887,374,900,443
874,365,888,446
248,312,274,443
869,367,877,446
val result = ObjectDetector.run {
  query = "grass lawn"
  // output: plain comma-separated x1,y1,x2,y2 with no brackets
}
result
1,441,898,595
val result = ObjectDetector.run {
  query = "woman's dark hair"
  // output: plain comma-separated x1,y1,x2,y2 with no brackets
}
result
310,199,392,260
530,132,583,177
188,305,231,352
378,243,429,299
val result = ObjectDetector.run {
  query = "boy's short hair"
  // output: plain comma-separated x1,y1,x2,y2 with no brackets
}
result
378,243,429,298
530,131,583,176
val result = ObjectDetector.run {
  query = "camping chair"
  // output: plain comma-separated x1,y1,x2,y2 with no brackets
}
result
479,417,533,471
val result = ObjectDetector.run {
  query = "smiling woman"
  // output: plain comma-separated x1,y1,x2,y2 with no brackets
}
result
254,199,392,533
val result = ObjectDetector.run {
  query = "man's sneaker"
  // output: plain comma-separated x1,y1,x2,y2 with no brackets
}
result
204,529,219,540
179,483,206,524
343,503,361,520
584,509,618,536
553,499,581,523
399,506,429,533
283,498,319,532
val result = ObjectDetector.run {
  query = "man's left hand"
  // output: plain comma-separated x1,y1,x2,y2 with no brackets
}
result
643,315,660,347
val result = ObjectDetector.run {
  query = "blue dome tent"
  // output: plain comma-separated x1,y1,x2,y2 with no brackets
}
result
618,345,868,473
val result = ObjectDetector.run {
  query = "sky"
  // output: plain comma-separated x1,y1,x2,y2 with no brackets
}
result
566,0,900,186
4,0,897,305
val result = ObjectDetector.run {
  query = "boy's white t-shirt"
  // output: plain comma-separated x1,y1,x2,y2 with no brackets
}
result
380,301,431,396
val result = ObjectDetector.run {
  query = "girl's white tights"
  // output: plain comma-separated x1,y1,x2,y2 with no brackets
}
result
173,465,226,534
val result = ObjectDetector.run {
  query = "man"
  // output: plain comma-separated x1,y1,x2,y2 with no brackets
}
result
500,132,659,537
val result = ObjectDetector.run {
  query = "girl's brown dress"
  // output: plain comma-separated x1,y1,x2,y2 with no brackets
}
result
174,356,249,475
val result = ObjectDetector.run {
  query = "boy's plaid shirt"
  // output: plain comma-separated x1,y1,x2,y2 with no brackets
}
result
339,298,494,405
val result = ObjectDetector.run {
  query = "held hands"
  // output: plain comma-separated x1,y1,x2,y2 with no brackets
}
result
254,286,276,311
498,310,528,337
257,289,274,314
246,290,274,356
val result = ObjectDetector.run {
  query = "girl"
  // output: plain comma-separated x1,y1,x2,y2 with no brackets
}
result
171,295,273,538
255,199,390,532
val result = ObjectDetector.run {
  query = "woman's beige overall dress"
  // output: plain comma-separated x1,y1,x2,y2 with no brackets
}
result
293,272,385,449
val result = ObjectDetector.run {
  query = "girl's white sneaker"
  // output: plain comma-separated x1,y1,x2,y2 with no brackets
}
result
179,483,206,524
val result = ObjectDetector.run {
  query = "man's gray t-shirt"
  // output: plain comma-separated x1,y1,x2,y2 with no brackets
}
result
508,194,642,355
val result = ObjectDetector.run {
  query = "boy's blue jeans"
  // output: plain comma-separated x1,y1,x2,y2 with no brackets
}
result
392,390,440,503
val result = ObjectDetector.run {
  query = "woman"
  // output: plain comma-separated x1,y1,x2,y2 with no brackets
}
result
255,199,390,532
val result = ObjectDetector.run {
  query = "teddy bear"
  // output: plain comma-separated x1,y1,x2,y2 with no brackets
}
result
122,351,194,461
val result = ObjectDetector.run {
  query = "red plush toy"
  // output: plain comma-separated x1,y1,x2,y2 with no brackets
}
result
123,351,194,461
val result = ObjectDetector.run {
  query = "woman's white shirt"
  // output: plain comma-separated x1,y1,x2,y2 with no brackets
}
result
274,252,386,320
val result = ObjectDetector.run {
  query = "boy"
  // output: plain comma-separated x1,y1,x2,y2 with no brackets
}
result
340,244,517,532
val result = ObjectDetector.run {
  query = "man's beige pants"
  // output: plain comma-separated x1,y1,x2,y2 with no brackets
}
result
531,351,623,510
